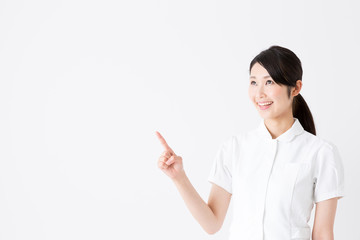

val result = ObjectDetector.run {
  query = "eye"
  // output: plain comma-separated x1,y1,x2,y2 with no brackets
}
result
250,81,256,85
266,80,273,85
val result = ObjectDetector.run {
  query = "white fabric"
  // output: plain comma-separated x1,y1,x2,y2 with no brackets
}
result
208,118,345,240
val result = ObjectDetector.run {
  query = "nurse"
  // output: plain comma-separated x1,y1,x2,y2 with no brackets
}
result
156,45,344,240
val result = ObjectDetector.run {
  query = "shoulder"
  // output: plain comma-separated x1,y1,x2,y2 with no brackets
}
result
216,132,246,156
300,131,343,170
220,133,242,151
301,130,339,152
227,130,260,154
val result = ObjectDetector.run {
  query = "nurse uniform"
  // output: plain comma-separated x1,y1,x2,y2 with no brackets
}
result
208,117,345,240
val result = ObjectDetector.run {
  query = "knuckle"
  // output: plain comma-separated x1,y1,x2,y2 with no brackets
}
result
162,151,171,157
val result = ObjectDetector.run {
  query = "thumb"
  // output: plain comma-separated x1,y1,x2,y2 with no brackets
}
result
166,155,175,165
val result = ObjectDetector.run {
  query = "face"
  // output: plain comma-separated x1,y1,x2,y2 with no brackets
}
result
248,62,297,121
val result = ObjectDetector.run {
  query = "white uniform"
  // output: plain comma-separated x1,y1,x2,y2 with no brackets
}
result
208,118,345,240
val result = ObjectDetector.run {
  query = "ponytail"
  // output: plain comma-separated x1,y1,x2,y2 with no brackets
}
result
293,93,316,135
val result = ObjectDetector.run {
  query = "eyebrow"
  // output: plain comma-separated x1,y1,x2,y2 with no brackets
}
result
249,75,272,79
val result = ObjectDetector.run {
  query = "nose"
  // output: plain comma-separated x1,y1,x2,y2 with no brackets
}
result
255,85,266,99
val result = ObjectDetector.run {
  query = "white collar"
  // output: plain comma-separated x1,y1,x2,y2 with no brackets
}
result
257,117,304,142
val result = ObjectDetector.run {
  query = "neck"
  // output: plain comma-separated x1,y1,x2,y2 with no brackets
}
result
264,116,295,139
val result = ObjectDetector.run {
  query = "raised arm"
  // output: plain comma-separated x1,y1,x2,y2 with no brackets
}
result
155,131,232,234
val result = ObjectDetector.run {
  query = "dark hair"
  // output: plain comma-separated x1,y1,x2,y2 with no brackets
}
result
249,45,316,135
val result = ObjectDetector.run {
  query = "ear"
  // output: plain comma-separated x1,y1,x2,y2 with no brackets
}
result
292,80,302,97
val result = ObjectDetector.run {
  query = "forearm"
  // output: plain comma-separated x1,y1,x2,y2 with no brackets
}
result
172,171,219,234
312,231,334,240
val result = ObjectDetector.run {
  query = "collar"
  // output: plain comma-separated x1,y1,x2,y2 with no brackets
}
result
257,117,304,142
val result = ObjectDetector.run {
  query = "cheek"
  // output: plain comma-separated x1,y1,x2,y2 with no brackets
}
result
248,88,255,100
269,86,284,100
273,90,292,108
272,88,281,96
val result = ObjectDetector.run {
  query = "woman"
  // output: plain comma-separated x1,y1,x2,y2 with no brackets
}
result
155,45,344,240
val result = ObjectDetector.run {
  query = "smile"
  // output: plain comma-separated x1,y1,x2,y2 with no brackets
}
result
258,102,273,110
258,101,273,106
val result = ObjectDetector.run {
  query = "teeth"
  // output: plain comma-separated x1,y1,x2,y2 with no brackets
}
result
258,102,273,106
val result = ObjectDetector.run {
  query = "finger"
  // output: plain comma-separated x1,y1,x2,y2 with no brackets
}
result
155,131,175,154
158,160,163,168
158,160,168,169
161,151,172,158
159,156,169,163
165,156,175,165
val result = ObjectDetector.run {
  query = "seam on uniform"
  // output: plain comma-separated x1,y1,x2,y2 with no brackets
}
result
230,135,235,179
313,142,339,202
289,164,301,238
208,178,232,194
314,189,343,203
311,142,326,203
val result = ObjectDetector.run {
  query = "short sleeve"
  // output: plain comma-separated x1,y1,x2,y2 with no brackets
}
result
313,142,345,203
207,136,234,194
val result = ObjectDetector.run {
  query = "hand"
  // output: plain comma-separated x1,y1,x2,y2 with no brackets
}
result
155,131,185,180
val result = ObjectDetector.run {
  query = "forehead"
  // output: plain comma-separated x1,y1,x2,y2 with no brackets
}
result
250,62,272,79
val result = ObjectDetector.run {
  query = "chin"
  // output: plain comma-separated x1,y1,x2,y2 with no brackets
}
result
258,113,275,120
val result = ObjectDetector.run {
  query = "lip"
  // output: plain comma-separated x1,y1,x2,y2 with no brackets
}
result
257,101,273,104
258,101,273,110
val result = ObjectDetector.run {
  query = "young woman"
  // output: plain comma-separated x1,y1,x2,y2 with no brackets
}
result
155,45,344,240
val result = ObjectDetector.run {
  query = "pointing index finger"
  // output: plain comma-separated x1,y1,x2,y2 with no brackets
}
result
155,131,175,154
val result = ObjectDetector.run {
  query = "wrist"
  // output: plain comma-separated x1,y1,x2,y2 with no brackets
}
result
171,170,187,184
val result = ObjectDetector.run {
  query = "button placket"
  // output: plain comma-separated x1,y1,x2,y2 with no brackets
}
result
261,139,279,239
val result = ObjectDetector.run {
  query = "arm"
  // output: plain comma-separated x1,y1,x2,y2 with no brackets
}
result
172,171,232,234
155,131,232,235
312,197,339,240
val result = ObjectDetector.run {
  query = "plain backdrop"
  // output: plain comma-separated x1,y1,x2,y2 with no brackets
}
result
0,0,359,239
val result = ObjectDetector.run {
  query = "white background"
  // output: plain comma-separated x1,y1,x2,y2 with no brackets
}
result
0,0,359,239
